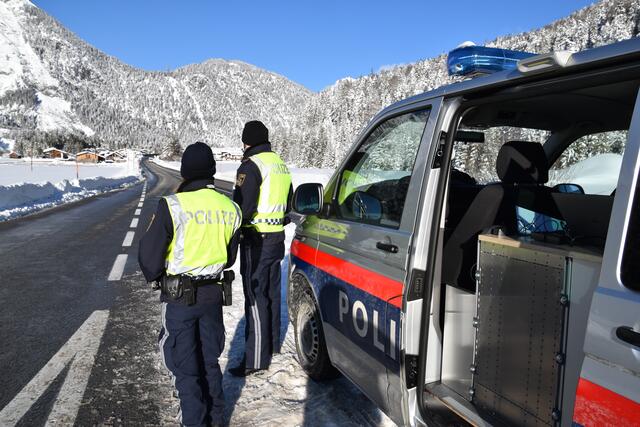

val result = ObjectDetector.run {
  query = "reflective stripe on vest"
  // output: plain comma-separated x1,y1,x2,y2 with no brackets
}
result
246,152,291,233
164,188,241,276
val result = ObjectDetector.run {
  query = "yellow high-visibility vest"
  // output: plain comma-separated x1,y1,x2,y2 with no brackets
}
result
245,152,292,233
164,188,241,276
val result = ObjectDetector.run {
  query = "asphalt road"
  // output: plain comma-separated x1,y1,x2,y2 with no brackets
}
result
0,159,234,425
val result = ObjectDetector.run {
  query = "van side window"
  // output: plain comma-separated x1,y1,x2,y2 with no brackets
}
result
548,131,627,195
335,109,430,228
621,169,640,291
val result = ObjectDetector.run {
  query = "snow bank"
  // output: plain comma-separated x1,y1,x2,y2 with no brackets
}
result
152,157,334,187
0,158,142,220
549,153,622,195
150,158,181,171
0,175,140,220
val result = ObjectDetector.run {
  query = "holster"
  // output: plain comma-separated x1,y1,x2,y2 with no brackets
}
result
222,270,235,306
161,275,183,300
182,275,196,306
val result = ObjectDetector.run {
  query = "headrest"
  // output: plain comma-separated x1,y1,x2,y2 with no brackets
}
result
496,141,548,184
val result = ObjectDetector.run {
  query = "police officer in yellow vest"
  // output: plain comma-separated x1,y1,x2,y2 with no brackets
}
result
229,121,292,377
138,142,241,427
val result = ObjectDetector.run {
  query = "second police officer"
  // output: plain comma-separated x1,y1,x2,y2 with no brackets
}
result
229,121,293,377
139,142,241,427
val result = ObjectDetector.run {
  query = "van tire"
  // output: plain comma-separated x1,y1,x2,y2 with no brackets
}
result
293,288,339,381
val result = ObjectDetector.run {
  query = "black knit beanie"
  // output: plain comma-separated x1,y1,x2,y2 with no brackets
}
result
242,120,269,146
180,142,216,180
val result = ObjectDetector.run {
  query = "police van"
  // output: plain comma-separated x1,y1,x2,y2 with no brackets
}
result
287,38,640,426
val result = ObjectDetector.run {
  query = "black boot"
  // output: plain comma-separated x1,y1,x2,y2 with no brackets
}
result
228,361,265,377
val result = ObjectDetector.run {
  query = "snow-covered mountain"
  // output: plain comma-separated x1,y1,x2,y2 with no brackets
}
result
1,0,639,167
0,0,312,154
276,0,640,168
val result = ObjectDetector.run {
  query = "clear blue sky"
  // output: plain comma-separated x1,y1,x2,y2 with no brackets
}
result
32,0,595,91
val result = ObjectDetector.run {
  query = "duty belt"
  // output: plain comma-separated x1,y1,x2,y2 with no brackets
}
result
161,271,234,306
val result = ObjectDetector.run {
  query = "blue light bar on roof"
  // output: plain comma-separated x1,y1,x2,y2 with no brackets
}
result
447,45,536,77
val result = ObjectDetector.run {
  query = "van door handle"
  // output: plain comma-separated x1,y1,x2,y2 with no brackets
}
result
376,242,399,253
616,326,640,348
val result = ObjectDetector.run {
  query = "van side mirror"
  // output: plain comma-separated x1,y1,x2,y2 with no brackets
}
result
293,183,324,215
552,183,585,194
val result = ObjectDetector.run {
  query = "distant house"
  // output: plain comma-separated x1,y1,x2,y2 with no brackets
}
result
104,150,127,162
8,151,21,159
76,150,104,163
212,147,243,162
43,147,70,160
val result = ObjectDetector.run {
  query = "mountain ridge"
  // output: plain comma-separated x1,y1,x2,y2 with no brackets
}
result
0,0,312,154
1,0,639,167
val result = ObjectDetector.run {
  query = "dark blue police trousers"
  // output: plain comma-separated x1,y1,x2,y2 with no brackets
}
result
159,299,225,427
240,240,284,369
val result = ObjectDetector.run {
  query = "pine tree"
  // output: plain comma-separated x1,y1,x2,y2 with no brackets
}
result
161,135,183,160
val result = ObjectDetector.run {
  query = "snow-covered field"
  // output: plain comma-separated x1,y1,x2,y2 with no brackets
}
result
152,158,334,188
0,158,138,185
0,158,141,220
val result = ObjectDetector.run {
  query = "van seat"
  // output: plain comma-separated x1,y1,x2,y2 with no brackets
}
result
443,141,551,290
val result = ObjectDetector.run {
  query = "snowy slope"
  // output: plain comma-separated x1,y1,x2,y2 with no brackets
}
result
0,0,56,95
0,0,95,137
0,0,312,153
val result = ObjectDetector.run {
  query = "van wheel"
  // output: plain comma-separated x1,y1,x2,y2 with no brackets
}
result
294,289,339,381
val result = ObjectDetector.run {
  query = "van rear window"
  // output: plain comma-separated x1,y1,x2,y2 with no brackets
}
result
621,169,640,291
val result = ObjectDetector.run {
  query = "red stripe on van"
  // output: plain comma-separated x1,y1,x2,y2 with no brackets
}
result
573,377,640,427
291,240,404,308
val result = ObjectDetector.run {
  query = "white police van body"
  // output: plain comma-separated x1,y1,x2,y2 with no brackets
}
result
288,38,640,426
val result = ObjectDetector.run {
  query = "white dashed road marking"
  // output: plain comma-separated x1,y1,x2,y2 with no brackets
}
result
107,254,128,281
135,209,141,216
138,202,143,208
122,231,135,247
130,218,139,228
0,311,109,427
